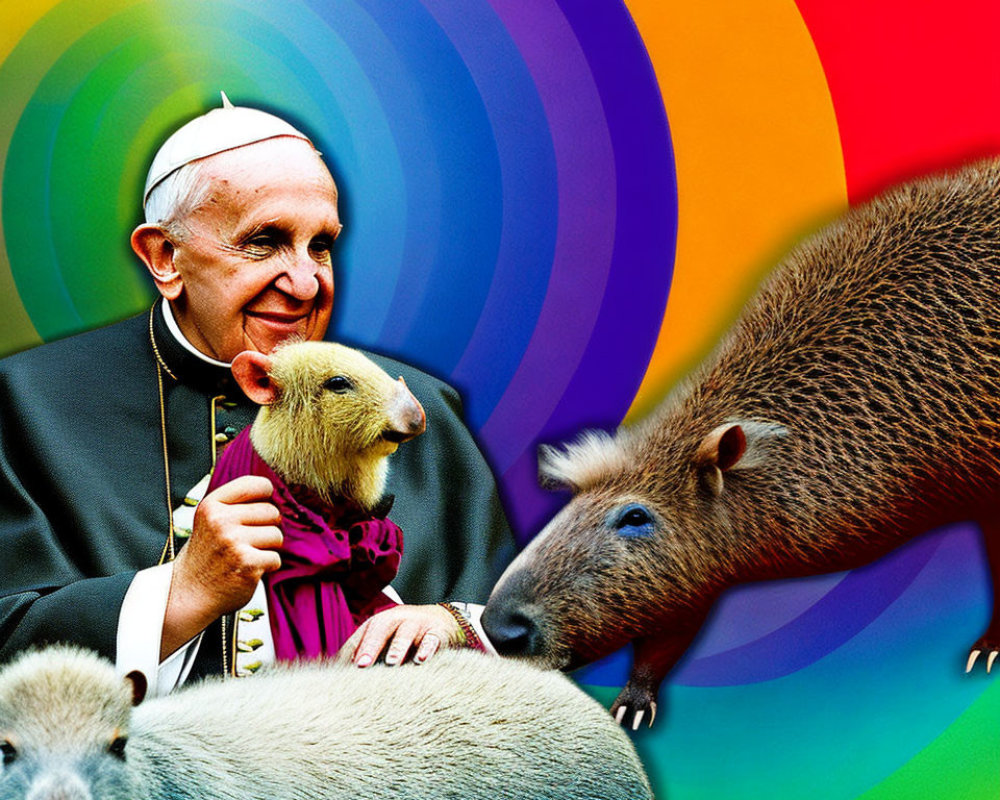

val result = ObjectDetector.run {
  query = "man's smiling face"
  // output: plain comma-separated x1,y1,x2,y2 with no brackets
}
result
168,137,341,362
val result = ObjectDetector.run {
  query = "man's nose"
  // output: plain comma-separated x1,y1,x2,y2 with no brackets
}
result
274,253,320,300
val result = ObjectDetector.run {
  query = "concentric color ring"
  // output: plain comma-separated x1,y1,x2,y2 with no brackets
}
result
2,1,999,797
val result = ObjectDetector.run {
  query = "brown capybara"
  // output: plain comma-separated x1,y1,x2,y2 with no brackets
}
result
482,157,1000,729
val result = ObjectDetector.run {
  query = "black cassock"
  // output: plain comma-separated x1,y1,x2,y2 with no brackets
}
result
0,302,514,678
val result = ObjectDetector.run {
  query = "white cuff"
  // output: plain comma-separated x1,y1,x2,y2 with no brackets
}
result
384,584,403,604
116,564,202,697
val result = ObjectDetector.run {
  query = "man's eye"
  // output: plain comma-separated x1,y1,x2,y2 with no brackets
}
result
310,236,334,256
246,235,276,250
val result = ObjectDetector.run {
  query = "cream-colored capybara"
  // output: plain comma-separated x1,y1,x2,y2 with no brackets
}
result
0,646,653,800
484,157,1000,729
230,340,426,510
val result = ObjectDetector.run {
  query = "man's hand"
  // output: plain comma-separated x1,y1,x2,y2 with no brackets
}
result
161,476,283,659
336,605,465,667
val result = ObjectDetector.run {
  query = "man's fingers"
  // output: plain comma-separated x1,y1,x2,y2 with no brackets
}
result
235,502,283,526
353,615,402,667
384,621,423,666
335,624,367,664
254,548,282,574
343,606,466,668
414,633,441,664
245,524,284,551
209,475,275,504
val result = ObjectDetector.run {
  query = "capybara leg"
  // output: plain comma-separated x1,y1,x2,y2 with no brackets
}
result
611,633,691,731
967,516,1000,674
611,677,660,732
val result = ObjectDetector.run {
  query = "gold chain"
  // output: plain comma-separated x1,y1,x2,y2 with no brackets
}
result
148,305,178,381
214,393,234,678
150,306,177,565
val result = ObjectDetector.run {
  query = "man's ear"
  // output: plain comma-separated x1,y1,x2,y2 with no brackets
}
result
231,351,279,405
131,224,183,300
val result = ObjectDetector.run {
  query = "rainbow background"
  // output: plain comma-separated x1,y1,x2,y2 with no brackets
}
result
2,1,1000,796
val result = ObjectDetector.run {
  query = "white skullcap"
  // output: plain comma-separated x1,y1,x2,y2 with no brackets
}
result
143,92,313,206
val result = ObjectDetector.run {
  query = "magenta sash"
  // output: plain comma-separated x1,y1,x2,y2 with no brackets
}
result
206,428,401,661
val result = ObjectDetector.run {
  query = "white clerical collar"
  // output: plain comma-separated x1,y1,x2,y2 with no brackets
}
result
160,300,232,369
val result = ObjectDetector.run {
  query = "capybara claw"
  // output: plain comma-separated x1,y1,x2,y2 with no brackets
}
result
966,636,1000,674
612,704,639,730
966,649,981,673
629,705,658,730
611,684,658,729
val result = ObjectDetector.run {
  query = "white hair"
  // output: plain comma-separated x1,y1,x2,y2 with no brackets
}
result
538,430,630,492
143,162,211,240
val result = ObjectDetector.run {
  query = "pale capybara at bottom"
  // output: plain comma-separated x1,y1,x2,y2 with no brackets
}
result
0,646,652,800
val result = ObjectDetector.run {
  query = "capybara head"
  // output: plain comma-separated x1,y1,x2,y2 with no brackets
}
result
484,416,788,670
232,341,426,509
0,647,141,800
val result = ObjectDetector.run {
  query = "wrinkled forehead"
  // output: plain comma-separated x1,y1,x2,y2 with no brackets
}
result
179,139,341,240
200,137,338,202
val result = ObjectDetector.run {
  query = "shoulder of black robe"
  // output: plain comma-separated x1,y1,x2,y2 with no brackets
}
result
0,311,516,672
0,314,161,662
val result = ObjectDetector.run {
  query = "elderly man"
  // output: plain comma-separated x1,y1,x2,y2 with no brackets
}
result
0,98,513,693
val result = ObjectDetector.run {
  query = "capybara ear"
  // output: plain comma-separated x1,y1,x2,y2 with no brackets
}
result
695,423,746,496
124,670,148,707
696,423,747,471
695,421,788,495
232,351,279,405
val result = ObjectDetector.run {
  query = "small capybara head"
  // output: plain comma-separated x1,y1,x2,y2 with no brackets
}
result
232,341,426,509
0,647,141,800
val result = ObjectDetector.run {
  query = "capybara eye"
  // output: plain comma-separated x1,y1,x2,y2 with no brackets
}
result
614,505,655,537
1,740,16,766
323,375,354,393
108,736,127,760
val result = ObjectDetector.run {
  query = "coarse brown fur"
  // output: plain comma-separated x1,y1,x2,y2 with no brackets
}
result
483,157,1000,728
234,341,426,510
0,646,653,800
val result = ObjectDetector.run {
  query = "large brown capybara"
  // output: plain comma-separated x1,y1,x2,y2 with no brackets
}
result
483,157,1000,729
